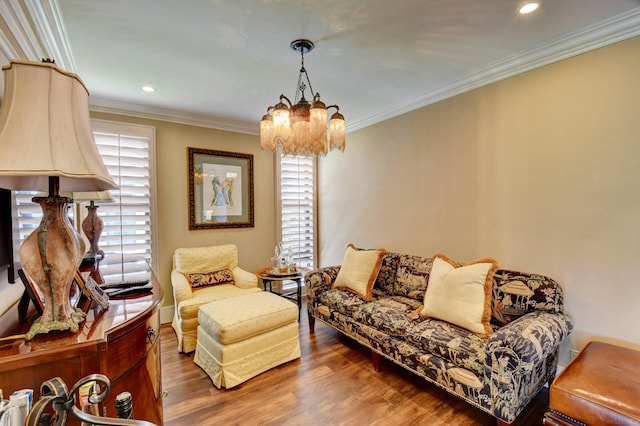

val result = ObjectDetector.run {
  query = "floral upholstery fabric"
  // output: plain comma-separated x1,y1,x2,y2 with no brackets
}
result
373,252,399,294
306,253,573,424
491,269,564,325
393,254,432,299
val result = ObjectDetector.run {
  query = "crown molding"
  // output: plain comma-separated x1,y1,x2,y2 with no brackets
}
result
88,97,258,135
348,8,640,132
22,0,76,70
0,0,45,61
12,2,640,134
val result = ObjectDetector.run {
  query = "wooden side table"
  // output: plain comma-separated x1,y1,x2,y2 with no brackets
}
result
255,267,306,314
0,255,164,425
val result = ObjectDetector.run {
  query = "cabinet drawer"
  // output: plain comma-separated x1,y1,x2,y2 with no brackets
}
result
101,310,160,381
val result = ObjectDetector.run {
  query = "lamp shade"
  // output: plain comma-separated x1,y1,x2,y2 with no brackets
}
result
0,60,117,192
61,190,115,203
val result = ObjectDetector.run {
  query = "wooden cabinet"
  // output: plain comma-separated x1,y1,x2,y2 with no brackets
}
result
0,256,163,425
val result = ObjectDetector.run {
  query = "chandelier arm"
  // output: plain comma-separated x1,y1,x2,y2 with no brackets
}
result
279,94,292,107
326,104,340,112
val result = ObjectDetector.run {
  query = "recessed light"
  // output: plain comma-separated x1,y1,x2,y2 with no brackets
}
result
519,1,540,14
142,85,155,93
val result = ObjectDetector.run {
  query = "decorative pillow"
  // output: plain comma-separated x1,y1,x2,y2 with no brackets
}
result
186,268,234,288
420,253,498,337
332,244,387,301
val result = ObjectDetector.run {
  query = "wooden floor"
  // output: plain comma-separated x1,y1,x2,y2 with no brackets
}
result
160,309,547,426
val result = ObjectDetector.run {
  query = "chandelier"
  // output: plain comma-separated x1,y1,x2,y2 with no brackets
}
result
260,39,345,156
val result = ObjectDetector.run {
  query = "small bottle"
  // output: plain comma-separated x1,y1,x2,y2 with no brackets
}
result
114,391,133,419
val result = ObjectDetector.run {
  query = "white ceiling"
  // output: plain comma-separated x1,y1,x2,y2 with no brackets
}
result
2,0,640,134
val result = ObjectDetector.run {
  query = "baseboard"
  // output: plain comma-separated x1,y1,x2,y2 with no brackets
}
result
160,305,174,325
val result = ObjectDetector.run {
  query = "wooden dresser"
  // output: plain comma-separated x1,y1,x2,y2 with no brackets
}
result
0,255,163,425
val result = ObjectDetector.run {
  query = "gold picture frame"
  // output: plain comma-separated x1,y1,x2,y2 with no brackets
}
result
188,147,254,229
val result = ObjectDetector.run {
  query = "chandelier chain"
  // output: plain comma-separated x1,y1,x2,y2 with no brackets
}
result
294,49,314,103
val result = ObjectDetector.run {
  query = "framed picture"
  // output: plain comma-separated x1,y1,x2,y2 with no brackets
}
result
17,269,44,319
188,147,254,229
74,271,109,310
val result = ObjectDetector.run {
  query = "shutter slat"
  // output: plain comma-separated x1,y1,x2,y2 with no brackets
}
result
278,154,315,269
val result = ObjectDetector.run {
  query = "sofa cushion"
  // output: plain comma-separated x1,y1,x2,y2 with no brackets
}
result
317,289,367,317
353,298,417,339
406,317,488,376
392,254,432,300
421,254,497,337
332,244,387,301
186,268,234,288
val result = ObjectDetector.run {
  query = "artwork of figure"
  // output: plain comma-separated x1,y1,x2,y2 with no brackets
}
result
202,163,243,218
225,177,234,207
211,175,229,206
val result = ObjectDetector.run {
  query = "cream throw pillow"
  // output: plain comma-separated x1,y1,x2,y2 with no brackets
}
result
420,253,497,337
332,244,387,301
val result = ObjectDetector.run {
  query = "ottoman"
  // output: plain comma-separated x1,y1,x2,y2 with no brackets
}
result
544,341,640,425
194,291,301,389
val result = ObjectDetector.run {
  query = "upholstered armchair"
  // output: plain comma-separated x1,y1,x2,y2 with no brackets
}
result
171,244,261,353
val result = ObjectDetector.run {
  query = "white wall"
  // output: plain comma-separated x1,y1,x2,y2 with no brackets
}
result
319,36,640,365
0,267,25,317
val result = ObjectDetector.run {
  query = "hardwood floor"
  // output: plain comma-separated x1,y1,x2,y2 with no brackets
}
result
160,309,547,425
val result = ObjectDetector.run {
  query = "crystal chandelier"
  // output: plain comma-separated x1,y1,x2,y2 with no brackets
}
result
260,39,345,156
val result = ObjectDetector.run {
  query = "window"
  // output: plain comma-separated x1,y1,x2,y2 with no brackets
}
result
14,120,157,276
276,151,317,270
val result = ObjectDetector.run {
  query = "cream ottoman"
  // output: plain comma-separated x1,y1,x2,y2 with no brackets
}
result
194,291,301,389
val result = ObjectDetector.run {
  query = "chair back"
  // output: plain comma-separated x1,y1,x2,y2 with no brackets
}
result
173,244,239,274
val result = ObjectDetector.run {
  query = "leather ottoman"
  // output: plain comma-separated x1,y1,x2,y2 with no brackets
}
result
544,341,640,426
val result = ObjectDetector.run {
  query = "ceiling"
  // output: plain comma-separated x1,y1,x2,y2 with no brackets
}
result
2,0,640,135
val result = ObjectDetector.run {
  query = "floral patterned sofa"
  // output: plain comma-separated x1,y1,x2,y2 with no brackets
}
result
306,250,573,425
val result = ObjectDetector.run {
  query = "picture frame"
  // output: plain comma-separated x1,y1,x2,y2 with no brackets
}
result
74,272,109,310
17,268,44,320
188,147,254,229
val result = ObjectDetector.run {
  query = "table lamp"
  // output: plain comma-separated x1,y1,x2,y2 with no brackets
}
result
0,60,118,339
62,190,114,259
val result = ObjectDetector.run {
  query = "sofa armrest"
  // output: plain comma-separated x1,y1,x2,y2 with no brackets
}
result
487,311,573,371
171,269,193,306
305,266,340,299
232,266,259,289
484,311,573,423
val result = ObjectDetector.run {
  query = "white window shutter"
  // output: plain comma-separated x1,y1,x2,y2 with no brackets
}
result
14,121,157,278
278,154,317,269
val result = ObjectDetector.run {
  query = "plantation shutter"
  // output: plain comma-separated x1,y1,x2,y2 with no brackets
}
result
278,154,317,269
14,120,156,277
91,121,156,273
